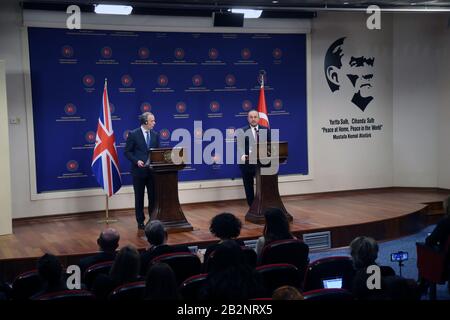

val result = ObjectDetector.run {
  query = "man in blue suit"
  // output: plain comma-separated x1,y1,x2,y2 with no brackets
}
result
125,112,160,230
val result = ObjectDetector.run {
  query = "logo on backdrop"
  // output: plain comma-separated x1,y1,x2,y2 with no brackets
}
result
174,48,185,60
273,99,283,110
324,37,375,112
242,100,252,112
209,101,221,113
61,45,74,58
208,48,219,60
66,160,79,172
160,129,171,140
272,48,282,59
82,75,95,87
241,48,251,60
158,75,169,87
176,102,187,113
85,131,96,144
225,74,236,87
101,47,112,59
64,103,77,116
192,75,203,87
138,47,150,59
140,102,152,113
121,74,133,87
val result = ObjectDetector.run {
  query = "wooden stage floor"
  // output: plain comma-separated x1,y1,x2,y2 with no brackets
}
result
1,188,449,263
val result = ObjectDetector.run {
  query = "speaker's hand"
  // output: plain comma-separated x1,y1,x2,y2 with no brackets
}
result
137,160,145,167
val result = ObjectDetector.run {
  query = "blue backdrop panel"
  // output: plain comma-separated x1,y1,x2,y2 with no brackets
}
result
27,27,308,193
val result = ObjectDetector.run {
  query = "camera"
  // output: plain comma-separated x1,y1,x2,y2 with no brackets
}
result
390,251,408,262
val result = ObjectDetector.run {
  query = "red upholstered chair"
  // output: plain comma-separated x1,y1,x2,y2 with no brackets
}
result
256,263,301,294
179,273,208,301
32,289,95,301
83,261,113,290
151,252,202,286
11,270,43,300
108,281,146,300
303,256,355,292
204,246,257,273
260,239,309,287
416,235,450,300
303,288,353,301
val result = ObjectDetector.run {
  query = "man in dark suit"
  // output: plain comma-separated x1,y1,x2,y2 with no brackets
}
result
78,228,120,274
140,220,190,275
125,112,160,229
237,110,270,207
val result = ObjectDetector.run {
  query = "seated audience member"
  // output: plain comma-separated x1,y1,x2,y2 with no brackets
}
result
92,245,141,299
349,236,419,300
272,286,304,300
140,220,190,275
426,196,450,250
79,228,120,273
144,263,180,300
32,253,67,298
201,240,266,300
0,280,11,300
204,213,244,264
256,208,296,260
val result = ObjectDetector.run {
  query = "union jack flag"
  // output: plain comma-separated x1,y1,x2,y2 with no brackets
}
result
92,79,122,196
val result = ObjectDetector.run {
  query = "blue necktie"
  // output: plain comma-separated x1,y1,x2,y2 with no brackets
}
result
146,131,151,149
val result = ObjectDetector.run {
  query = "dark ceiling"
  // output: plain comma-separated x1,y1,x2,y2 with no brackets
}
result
20,0,450,17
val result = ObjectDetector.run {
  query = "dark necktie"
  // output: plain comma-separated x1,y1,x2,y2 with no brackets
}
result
254,127,259,144
146,131,151,149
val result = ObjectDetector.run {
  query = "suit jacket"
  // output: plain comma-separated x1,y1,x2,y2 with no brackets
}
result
237,125,270,168
140,244,190,276
78,251,116,274
124,127,160,177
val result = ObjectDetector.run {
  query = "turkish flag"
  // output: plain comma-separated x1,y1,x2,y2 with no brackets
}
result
257,81,269,127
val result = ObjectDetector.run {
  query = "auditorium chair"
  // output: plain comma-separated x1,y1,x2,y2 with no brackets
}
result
83,261,114,290
303,288,354,301
11,270,43,300
150,252,202,286
108,281,146,300
416,235,450,300
179,273,208,301
256,263,301,294
204,246,257,272
259,239,309,287
303,256,355,292
32,289,95,301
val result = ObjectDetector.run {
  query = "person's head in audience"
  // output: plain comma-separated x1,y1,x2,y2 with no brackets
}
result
263,207,292,243
144,263,180,300
110,245,140,285
97,228,120,253
349,236,379,269
203,240,265,300
272,286,304,300
145,220,167,247
209,213,242,242
209,239,244,273
37,253,63,289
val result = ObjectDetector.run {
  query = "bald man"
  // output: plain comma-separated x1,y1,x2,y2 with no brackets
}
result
78,228,120,274
238,110,270,207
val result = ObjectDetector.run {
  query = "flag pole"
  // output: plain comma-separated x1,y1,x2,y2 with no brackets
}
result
98,194,118,224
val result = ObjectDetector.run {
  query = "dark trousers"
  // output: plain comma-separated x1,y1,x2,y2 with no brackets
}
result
240,164,256,207
132,173,155,225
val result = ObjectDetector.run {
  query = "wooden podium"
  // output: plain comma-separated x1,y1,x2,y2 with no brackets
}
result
245,141,293,224
148,147,193,233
